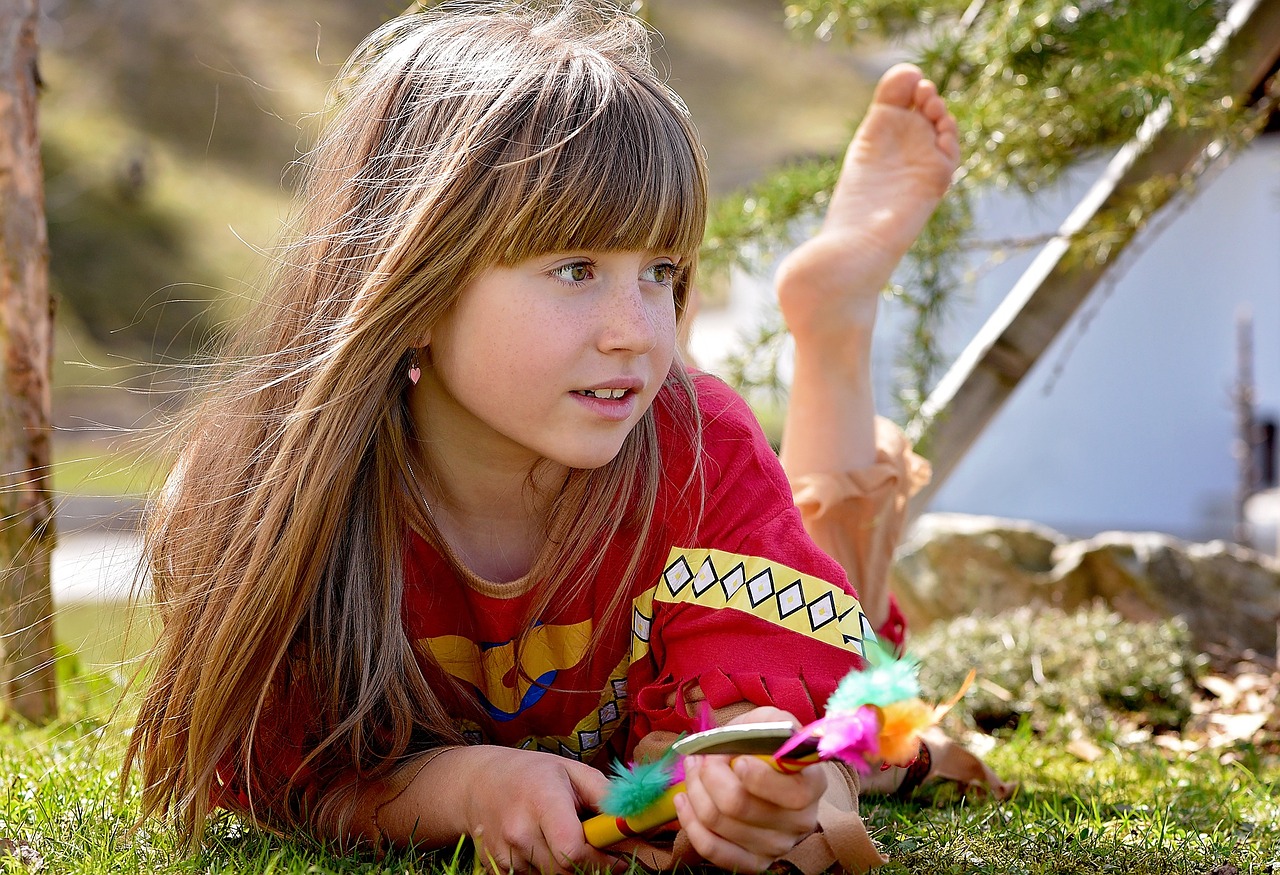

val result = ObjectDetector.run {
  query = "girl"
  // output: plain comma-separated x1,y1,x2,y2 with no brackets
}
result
127,1,985,872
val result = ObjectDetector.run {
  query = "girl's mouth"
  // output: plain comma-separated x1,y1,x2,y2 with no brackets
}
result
575,388,629,399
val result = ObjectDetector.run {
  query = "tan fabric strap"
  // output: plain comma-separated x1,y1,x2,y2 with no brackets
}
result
790,416,930,633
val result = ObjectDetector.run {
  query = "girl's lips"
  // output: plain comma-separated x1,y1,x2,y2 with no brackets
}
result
570,387,639,422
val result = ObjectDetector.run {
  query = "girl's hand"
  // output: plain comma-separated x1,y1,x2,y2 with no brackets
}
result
673,707,826,872
397,745,620,875
464,748,621,875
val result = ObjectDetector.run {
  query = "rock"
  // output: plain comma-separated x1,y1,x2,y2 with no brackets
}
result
891,514,1280,654
891,513,1073,624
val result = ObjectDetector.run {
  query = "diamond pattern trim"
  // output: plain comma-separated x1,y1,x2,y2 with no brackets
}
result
650,547,873,654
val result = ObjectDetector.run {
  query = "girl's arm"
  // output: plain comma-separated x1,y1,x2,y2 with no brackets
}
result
355,745,620,875
221,698,622,872
632,377,889,870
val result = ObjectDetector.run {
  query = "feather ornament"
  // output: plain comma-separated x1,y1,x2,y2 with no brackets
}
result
825,638,919,713
599,749,680,818
802,706,880,771
874,697,938,765
780,641,971,773
593,648,974,836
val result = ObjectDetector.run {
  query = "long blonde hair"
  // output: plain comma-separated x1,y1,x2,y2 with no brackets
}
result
125,0,708,844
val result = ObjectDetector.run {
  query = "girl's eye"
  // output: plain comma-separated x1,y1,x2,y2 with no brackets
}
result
642,262,681,285
553,262,593,283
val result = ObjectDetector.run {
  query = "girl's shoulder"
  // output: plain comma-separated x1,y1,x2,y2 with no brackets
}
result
656,371,763,442
654,371,782,489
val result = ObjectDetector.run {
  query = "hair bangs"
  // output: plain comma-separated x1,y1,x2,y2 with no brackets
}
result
492,68,707,267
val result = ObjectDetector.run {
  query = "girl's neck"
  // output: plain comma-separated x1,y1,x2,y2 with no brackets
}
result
426,487,553,584
407,360,571,582
414,440,566,585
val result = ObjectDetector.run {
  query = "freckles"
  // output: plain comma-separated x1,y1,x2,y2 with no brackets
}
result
561,312,590,331
522,298,578,333
652,303,678,335
550,313,596,353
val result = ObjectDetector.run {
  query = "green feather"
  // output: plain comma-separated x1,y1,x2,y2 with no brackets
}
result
827,638,920,713
599,749,679,818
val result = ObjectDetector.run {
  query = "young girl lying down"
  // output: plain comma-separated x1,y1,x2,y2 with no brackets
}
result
127,3,1003,872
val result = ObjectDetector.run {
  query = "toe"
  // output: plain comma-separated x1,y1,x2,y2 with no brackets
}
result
914,77,940,109
873,62,924,108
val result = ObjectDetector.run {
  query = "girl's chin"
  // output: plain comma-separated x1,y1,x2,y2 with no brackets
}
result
551,437,633,472
559,449,626,472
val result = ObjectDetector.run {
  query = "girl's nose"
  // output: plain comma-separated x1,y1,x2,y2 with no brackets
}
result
598,280,660,355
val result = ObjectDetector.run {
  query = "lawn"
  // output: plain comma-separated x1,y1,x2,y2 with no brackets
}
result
2,607,1277,874
50,440,167,501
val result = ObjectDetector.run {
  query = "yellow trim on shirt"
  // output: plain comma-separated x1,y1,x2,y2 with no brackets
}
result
644,546,874,658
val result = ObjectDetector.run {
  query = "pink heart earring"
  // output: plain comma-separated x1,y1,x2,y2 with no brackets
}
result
408,348,421,385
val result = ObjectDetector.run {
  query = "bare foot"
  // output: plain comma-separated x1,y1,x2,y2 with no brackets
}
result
776,63,960,346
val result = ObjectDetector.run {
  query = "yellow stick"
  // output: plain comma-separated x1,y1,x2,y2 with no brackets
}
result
582,783,685,848
582,753,820,849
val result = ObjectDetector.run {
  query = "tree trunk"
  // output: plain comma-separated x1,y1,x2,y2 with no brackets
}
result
0,0,57,724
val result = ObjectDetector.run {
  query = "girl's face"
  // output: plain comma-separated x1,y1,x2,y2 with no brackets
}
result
412,249,681,476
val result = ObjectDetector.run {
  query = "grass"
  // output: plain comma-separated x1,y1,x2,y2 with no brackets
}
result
866,737,1280,873
4,606,1277,873
4,699,1275,874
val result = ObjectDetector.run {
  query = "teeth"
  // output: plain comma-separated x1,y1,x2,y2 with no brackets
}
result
579,388,627,399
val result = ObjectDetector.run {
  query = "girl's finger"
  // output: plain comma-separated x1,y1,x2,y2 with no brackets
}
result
694,755,817,833
692,756,764,820
473,834,520,875
674,791,773,874
684,757,812,853
731,755,828,812
680,756,758,843
563,759,614,810
477,821,549,875
680,757,742,839
539,818,619,875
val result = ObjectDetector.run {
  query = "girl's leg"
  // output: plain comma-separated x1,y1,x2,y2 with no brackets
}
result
777,65,1012,799
777,63,956,634
777,63,957,484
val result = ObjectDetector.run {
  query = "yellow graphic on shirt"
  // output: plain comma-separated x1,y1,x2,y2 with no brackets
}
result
420,619,593,722
441,652,631,761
